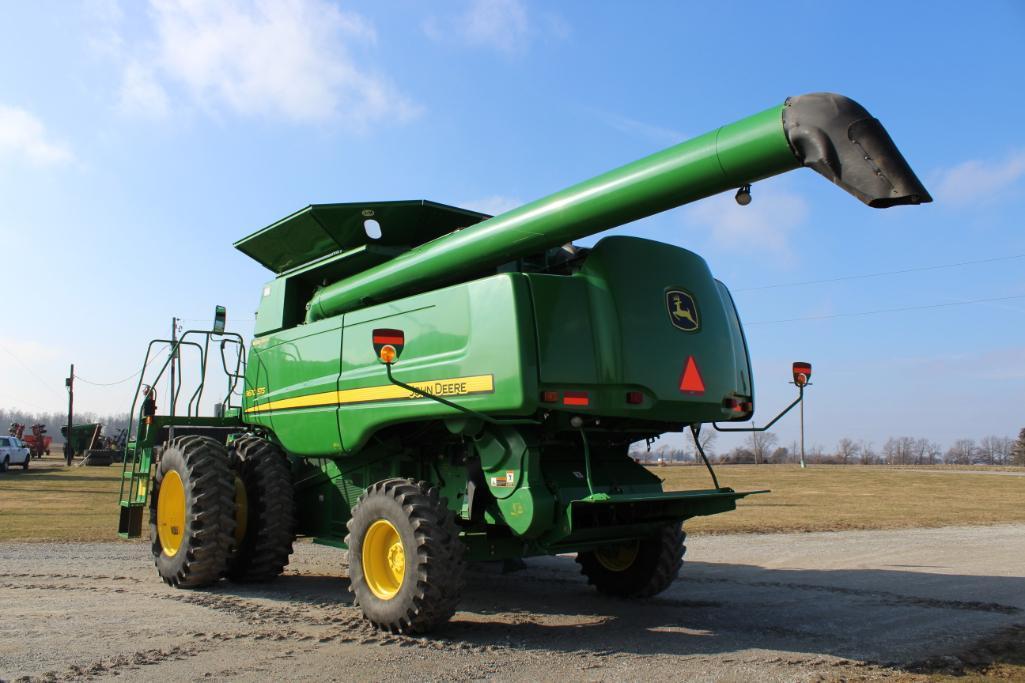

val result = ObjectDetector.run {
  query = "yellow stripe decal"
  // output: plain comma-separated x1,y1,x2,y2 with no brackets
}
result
244,374,495,414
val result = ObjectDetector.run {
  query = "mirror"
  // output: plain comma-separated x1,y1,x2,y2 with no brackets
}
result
213,305,226,334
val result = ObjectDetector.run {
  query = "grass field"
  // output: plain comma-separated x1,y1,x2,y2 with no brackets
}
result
0,458,1023,542
0,457,124,542
660,464,1025,534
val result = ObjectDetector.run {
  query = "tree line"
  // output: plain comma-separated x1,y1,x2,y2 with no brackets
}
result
633,428,1025,466
1,408,130,442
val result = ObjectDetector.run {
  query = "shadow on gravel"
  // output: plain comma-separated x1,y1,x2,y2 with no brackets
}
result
205,556,1025,666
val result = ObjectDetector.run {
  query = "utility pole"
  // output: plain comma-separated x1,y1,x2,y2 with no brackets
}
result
65,363,74,466
799,395,806,469
169,317,178,416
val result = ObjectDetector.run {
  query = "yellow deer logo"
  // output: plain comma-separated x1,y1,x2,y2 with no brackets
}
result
667,290,699,331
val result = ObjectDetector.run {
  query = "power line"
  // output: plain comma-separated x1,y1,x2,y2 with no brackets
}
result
73,346,168,387
735,253,1025,293
0,339,63,398
747,294,1025,325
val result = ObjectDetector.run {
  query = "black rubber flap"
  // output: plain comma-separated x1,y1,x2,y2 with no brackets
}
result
783,93,932,208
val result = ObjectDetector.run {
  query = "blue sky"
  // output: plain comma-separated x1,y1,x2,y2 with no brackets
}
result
1,0,1023,454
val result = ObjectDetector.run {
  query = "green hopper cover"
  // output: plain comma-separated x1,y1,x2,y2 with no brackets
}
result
234,200,489,274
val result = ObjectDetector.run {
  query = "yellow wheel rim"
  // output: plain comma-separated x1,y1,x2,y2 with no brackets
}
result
233,474,248,546
595,540,640,572
156,470,186,557
362,519,405,600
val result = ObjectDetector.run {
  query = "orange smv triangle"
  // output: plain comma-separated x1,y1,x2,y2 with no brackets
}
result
679,356,705,394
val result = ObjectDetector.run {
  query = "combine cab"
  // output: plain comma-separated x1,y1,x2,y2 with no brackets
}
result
119,93,930,633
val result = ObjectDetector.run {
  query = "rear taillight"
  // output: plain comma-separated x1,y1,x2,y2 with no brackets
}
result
563,391,590,407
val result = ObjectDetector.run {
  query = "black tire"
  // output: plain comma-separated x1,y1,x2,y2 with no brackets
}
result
150,435,236,588
226,436,296,582
22,455,29,470
576,522,686,598
346,478,466,634
1,456,8,473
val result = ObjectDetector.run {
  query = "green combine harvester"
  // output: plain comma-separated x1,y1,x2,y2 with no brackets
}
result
118,93,930,633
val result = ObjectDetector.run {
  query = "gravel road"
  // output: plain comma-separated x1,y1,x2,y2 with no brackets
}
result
2,524,1023,682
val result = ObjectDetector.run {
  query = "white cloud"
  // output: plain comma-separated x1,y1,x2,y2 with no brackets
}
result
0,104,74,167
461,195,523,216
682,187,809,257
118,62,170,119
932,149,1025,206
113,0,419,127
461,0,528,52
424,0,565,55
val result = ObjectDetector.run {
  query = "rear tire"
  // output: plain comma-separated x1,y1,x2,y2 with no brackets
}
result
576,522,686,598
22,455,29,470
1,456,8,472
226,436,295,582
346,478,466,634
150,436,235,588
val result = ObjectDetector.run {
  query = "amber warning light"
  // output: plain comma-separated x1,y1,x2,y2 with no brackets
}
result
792,361,812,386
373,329,405,364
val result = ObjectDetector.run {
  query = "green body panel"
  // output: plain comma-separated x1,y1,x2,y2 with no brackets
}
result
528,236,753,422
244,316,345,455
336,274,537,451
245,273,538,455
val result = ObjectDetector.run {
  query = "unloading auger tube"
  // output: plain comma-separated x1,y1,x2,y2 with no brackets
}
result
305,92,930,322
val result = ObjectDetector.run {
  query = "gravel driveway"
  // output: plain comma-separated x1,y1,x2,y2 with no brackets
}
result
2,524,1023,681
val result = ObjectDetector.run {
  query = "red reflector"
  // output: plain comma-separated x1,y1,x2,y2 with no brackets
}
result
626,391,643,405
679,356,705,394
540,391,558,403
563,391,590,407
372,335,405,345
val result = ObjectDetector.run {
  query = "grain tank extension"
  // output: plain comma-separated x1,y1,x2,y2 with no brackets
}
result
119,93,930,633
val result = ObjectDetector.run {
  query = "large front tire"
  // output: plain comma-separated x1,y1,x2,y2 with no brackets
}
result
150,436,236,588
576,523,686,598
226,436,295,582
346,478,466,634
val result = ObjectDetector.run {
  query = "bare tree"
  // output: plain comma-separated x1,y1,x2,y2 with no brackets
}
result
835,437,860,465
978,436,1013,465
945,439,976,465
746,431,778,465
911,438,942,465
883,436,916,465
688,430,717,460
859,441,878,464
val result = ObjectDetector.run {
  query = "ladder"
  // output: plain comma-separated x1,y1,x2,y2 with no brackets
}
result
118,441,152,538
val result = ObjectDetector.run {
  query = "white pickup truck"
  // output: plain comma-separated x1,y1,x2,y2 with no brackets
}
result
0,435,30,472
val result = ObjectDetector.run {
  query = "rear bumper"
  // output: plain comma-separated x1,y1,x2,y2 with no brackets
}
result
570,488,764,529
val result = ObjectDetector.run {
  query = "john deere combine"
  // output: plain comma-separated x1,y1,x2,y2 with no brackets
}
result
119,93,929,633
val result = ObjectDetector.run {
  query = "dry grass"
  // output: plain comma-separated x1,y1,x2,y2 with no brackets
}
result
0,456,124,542
654,464,1025,534
2,459,1024,542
